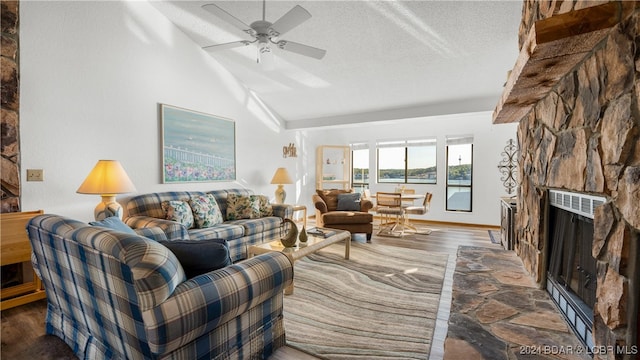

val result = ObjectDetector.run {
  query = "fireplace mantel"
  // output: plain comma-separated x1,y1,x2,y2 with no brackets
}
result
492,2,636,124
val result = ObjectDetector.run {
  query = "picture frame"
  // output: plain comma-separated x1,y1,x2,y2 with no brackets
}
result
161,104,236,183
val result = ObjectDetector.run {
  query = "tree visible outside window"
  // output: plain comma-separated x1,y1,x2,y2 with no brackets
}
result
446,136,473,212
377,139,437,184
352,144,369,192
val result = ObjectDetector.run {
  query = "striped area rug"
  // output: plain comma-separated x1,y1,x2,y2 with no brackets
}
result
283,242,449,359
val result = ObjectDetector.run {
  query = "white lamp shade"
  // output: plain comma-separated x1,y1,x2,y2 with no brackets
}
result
270,167,293,185
77,160,136,220
77,160,136,195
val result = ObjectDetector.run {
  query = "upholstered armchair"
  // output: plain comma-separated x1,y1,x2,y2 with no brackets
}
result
313,189,374,240
27,214,293,360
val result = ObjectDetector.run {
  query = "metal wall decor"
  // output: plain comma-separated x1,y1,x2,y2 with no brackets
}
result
497,139,519,195
283,143,297,158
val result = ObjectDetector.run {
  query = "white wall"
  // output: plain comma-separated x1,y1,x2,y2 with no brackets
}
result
20,1,300,222
299,112,518,226
19,1,516,227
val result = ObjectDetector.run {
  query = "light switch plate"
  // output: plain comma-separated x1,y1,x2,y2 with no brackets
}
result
27,169,44,181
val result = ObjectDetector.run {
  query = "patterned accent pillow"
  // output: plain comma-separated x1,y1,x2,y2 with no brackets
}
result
161,200,195,229
188,194,224,228
226,194,261,220
255,195,273,217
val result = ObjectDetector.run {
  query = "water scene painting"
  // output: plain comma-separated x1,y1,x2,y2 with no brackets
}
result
161,104,236,183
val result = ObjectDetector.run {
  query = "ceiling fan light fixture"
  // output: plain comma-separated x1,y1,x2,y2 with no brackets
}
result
202,1,325,64
257,38,271,63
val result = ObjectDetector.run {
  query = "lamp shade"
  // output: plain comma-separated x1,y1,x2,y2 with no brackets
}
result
270,167,293,185
77,160,136,195
77,160,136,221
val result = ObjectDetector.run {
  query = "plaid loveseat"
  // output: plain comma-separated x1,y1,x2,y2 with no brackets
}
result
27,214,294,360
125,189,293,262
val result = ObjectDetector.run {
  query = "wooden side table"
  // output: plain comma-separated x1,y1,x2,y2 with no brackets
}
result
1,210,46,310
291,204,307,229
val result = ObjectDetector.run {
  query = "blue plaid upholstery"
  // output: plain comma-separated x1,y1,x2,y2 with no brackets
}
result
125,189,293,262
134,227,169,241
28,214,294,360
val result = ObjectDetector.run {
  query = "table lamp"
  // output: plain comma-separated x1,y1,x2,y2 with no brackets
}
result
77,160,136,220
270,167,293,204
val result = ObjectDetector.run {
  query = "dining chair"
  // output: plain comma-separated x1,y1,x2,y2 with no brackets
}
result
375,192,406,237
404,192,433,234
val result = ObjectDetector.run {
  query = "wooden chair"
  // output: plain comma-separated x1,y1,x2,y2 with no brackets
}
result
376,192,406,237
404,192,433,235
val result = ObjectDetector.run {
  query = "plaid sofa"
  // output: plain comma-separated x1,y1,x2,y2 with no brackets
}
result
125,189,293,262
27,214,294,360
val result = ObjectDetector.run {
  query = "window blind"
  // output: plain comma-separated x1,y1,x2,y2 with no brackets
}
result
446,135,474,146
376,138,436,148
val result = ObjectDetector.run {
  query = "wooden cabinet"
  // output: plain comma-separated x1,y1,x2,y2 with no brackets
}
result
1,210,46,310
500,198,517,250
316,145,351,190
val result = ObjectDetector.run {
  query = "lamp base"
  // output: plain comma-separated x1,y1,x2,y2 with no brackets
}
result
95,195,124,221
274,185,286,204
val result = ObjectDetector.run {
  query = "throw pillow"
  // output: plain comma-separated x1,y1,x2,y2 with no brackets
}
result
226,193,261,220
254,195,273,217
161,200,195,229
317,189,353,211
159,239,231,278
188,194,224,228
336,192,362,211
89,216,137,234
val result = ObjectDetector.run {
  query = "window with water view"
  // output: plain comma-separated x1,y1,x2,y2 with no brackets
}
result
352,144,369,192
446,136,473,211
376,139,437,184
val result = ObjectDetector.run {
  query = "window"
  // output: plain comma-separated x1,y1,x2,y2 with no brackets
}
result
446,135,473,212
351,143,369,192
377,139,437,184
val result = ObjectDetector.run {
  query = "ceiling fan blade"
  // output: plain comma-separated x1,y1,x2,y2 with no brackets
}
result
202,4,253,34
269,5,312,37
278,40,326,60
203,40,252,52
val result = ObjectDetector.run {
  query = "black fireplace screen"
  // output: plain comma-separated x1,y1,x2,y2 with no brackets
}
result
547,206,596,308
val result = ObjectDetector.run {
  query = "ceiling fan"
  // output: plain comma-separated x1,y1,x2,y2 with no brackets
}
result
201,1,326,63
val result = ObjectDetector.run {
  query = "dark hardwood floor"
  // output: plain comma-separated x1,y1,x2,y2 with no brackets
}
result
1,219,499,360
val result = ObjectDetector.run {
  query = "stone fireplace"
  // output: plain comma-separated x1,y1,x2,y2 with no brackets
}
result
496,1,639,358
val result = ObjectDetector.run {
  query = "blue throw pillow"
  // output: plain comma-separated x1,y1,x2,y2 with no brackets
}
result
159,239,232,278
89,216,136,234
336,192,361,211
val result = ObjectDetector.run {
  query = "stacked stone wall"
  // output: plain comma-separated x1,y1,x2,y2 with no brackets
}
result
1,0,20,213
515,1,639,357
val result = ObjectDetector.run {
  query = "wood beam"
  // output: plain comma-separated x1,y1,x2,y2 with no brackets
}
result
493,1,636,124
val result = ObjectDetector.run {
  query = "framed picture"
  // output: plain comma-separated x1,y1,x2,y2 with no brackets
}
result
161,104,236,183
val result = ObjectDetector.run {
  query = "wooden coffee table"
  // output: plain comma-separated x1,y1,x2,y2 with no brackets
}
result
248,228,351,294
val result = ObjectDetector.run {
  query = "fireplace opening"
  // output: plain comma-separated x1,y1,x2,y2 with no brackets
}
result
546,190,605,349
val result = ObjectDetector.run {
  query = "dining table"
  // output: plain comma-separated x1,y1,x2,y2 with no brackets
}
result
370,192,425,235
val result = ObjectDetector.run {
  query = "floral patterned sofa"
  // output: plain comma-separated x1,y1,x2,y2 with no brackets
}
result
124,189,292,262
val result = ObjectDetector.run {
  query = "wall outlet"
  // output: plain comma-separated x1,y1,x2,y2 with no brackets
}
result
27,169,44,181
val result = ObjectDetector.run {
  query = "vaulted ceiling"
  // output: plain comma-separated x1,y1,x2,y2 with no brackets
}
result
151,1,523,128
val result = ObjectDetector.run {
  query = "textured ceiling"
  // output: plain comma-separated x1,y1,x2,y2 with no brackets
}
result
151,1,523,128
